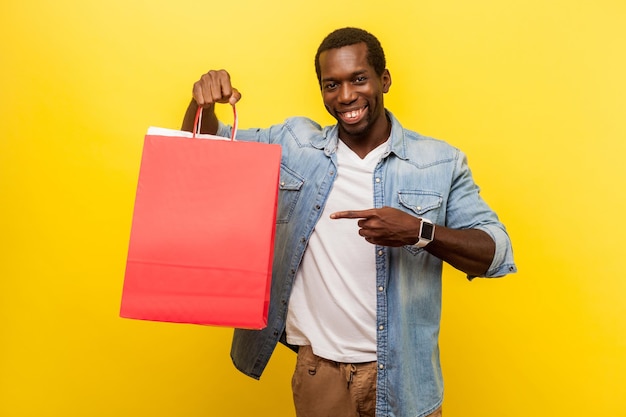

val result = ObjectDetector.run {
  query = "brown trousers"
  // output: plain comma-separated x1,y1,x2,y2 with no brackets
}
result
292,345,442,417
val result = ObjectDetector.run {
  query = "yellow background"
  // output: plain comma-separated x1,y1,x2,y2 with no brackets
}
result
1,1,625,416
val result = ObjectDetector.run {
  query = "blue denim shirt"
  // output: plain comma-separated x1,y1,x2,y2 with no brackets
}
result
218,111,516,417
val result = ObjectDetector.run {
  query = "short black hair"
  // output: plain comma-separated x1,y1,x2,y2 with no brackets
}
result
315,27,386,86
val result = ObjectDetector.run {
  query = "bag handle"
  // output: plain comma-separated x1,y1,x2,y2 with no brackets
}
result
192,105,238,141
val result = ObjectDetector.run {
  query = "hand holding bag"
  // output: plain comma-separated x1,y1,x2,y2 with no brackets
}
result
120,106,281,329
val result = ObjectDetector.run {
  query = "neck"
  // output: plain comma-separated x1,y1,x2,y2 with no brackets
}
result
339,115,391,159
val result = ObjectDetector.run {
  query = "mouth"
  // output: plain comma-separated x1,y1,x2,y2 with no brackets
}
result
337,106,367,124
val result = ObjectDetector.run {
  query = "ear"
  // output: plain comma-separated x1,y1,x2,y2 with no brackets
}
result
381,69,392,93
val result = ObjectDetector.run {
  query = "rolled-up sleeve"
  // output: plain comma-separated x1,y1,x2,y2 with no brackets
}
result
474,223,517,278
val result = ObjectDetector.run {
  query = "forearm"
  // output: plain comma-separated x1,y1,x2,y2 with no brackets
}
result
330,206,496,276
181,99,219,134
425,226,495,277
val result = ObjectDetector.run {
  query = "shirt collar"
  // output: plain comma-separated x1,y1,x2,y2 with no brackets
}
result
314,110,407,159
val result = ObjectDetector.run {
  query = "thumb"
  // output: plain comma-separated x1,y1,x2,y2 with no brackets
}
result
229,88,242,106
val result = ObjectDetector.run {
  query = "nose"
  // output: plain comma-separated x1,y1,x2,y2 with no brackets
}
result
338,83,357,104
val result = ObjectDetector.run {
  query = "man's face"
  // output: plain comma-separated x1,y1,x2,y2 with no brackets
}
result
318,42,391,143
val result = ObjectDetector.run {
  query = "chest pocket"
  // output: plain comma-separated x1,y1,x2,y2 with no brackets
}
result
277,165,304,224
397,190,443,222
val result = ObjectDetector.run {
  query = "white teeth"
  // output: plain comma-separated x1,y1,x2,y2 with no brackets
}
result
343,109,362,119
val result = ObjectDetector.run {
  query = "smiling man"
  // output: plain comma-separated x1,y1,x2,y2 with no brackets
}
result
317,41,391,158
182,27,516,417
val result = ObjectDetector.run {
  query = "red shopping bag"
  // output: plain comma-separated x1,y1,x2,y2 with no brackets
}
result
120,106,280,329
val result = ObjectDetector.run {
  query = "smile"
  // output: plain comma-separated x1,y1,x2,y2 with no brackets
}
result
338,106,367,123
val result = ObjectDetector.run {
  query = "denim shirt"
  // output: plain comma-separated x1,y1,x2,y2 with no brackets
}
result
218,111,516,417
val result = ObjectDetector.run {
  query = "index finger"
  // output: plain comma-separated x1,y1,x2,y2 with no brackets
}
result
330,209,376,219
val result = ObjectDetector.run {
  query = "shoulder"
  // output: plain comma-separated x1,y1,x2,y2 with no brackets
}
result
281,116,323,137
236,116,329,148
404,129,458,152
256,117,323,137
398,127,462,167
387,111,461,165
268,117,326,147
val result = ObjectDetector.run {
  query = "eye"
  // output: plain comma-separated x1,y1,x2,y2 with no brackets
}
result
324,82,338,91
354,76,367,84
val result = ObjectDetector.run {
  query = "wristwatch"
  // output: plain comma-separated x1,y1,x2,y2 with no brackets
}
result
414,217,435,248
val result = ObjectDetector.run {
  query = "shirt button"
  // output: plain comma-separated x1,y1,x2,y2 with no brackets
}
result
378,325,384,330
379,364,384,370
315,205,321,210
416,206,422,211
378,250,384,256
378,286,384,292
375,177,381,183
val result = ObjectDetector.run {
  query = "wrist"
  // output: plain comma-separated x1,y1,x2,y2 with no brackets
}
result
413,217,435,248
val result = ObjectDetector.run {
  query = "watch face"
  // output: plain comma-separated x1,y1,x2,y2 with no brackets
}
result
420,222,434,239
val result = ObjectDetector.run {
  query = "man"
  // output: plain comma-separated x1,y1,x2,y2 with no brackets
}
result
182,27,516,417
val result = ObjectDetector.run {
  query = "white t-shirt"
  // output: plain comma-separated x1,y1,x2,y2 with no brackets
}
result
286,139,388,363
